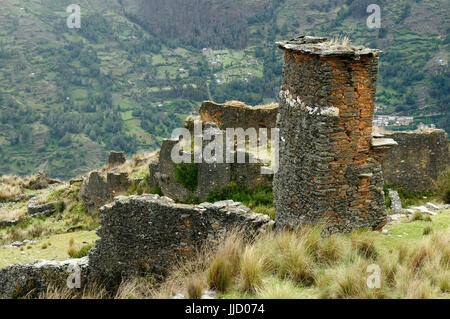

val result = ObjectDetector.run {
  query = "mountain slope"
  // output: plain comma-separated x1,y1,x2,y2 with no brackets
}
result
0,0,448,179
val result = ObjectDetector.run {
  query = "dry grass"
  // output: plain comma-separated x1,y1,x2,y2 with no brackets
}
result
29,226,450,299
240,246,264,292
0,183,22,201
40,282,110,299
325,36,352,49
67,237,76,256
411,211,432,222
1,223,45,245
0,206,27,221
186,274,205,299
207,231,243,292
256,279,306,299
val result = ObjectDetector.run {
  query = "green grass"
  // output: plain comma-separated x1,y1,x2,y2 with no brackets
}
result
0,231,98,268
379,209,450,249
207,182,273,209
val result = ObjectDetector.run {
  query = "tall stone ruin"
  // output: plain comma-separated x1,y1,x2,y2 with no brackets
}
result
273,36,396,234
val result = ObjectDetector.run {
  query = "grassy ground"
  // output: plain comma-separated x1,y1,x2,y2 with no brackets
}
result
213,210,450,299
35,209,450,299
0,230,98,268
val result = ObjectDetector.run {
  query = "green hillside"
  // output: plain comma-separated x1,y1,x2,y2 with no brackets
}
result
0,0,448,179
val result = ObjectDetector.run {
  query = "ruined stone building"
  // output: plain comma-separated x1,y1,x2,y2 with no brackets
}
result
381,129,450,192
149,101,277,202
273,36,396,234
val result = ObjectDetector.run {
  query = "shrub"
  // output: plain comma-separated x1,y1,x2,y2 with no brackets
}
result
423,226,433,235
149,185,163,196
55,200,66,213
207,232,243,292
411,212,432,222
68,243,93,258
174,162,198,191
251,205,275,220
384,184,438,207
207,182,273,208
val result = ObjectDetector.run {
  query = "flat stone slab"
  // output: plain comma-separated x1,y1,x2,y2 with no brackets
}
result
371,138,398,149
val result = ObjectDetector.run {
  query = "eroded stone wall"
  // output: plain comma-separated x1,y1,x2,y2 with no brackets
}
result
149,122,271,203
381,129,450,192
273,36,393,234
200,100,278,132
0,258,89,299
79,171,129,211
88,195,273,283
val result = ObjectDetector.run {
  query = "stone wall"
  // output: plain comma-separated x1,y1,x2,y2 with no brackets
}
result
0,258,89,299
381,129,450,192
149,122,271,203
199,100,278,133
88,195,273,283
273,36,395,235
79,171,129,211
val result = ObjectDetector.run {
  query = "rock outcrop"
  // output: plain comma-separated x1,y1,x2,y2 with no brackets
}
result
27,197,56,217
27,171,61,190
0,257,89,299
381,129,450,192
88,195,273,284
388,189,403,213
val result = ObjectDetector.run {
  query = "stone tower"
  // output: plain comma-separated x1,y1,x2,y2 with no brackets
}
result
273,36,396,234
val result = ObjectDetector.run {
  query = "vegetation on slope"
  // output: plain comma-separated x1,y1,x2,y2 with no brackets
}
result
0,0,448,179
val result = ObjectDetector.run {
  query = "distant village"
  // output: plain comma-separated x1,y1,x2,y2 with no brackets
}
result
373,105,436,130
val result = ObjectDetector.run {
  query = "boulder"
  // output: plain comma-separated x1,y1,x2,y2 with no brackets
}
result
388,189,403,213
27,198,56,217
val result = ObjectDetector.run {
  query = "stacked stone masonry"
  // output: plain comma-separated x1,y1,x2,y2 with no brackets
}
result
381,130,450,192
273,36,395,234
199,100,278,133
0,258,89,299
88,195,273,283
149,121,272,203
